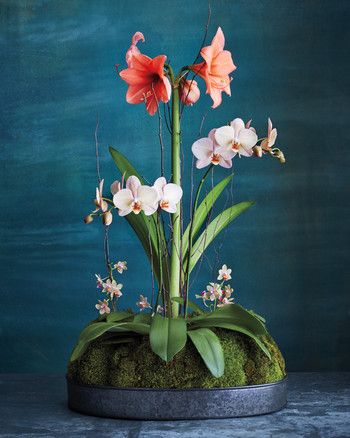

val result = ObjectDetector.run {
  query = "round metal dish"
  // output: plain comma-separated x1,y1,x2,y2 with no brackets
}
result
67,376,287,419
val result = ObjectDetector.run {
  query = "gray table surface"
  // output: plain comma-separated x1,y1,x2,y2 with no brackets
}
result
0,373,349,437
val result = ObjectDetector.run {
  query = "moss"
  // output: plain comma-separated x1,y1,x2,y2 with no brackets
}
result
67,328,286,389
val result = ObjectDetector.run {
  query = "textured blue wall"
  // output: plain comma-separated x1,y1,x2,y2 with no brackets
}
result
0,0,349,372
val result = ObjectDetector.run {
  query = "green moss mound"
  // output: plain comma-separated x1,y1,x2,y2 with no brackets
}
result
68,328,286,389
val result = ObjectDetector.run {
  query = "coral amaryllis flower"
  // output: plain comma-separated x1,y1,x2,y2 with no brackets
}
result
153,177,183,213
125,32,145,67
113,175,158,216
119,33,171,116
192,129,235,169
179,79,200,106
215,118,258,157
190,27,236,109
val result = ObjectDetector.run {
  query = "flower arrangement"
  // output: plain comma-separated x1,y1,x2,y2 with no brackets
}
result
70,26,285,380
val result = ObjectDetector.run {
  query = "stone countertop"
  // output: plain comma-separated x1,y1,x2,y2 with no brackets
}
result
0,373,349,437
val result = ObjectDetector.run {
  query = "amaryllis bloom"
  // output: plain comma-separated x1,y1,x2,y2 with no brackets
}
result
93,179,108,213
102,279,123,299
189,27,236,109
119,32,171,116
218,264,232,281
136,295,152,311
179,79,200,106
113,176,158,216
125,32,145,67
215,118,258,157
95,299,111,315
192,129,235,169
153,177,183,213
261,118,277,152
114,261,127,274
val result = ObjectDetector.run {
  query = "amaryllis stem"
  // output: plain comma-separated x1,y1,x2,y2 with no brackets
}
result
168,66,181,318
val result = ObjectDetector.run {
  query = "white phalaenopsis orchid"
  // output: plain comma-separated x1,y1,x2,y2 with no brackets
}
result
95,299,111,315
94,179,108,212
136,295,152,311
192,129,235,169
215,118,258,157
113,175,158,216
218,264,232,281
261,118,277,151
153,177,183,213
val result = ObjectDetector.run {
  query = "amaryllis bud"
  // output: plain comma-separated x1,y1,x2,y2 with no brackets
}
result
179,79,200,106
253,145,263,158
84,214,94,224
103,210,113,226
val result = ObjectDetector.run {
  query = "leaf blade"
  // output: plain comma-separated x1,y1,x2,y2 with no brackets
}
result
188,328,225,377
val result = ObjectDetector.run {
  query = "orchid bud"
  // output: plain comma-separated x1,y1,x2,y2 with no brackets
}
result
110,180,121,195
103,210,113,226
84,214,94,224
253,145,263,158
179,79,200,106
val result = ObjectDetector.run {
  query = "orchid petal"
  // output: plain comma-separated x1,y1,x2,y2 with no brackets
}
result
238,128,258,149
113,188,133,210
214,125,234,148
126,176,141,198
163,183,183,204
192,137,214,160
230,118,245,136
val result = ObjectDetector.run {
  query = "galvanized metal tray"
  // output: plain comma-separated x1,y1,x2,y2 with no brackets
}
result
67,376,287,419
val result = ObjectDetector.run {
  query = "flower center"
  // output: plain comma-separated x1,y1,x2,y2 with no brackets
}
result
160,200,169,209
211,154,220,165
231,141,240,151
132,200,142,214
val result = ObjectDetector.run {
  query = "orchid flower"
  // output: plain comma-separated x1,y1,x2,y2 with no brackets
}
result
136,295,152,311
179,79,200,106
114,261,127,274
215,118,258,157
113,175,158,216
93,179,108,213
261,118,277,152
206,282,222,301
119,32,171,116
217,296,234,307
153,177,183,213
218,264,232,281
192,129,235,169
95,299,111,315
189,27,236,108
95,274,104,289
102,279,123,299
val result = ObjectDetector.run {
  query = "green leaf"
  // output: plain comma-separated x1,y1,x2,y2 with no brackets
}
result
188,328,224,377
101,337,136,345
171,297,204,314
109,146,169,290
133,313,152,325
106,311,133,323
150,315,187,362
248,310,266,324
70,320,149,362
188,201,254,273
183,174,234,256
190,305,270,359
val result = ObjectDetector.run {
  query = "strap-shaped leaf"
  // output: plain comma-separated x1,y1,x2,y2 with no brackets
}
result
188,201,254,273
150,315,187,362
190,305,270,359
70,321,149,362
188,328,224,377
183,174,234,257
109,146,169,290
106,311,133,323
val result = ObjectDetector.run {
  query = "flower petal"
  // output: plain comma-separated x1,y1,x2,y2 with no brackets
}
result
196,157,212,169
238,128,258,149
113,188,133,210
163,183,183,204
153,176,166,200
137,185,158,214
214,125,234,148
126,176,141,198
192,137,213,160
230,118,245,136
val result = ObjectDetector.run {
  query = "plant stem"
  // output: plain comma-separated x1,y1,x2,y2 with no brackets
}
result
184,164,213,317
169,67,181,318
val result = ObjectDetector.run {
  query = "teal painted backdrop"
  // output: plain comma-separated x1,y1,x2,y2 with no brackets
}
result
1,0,349,372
